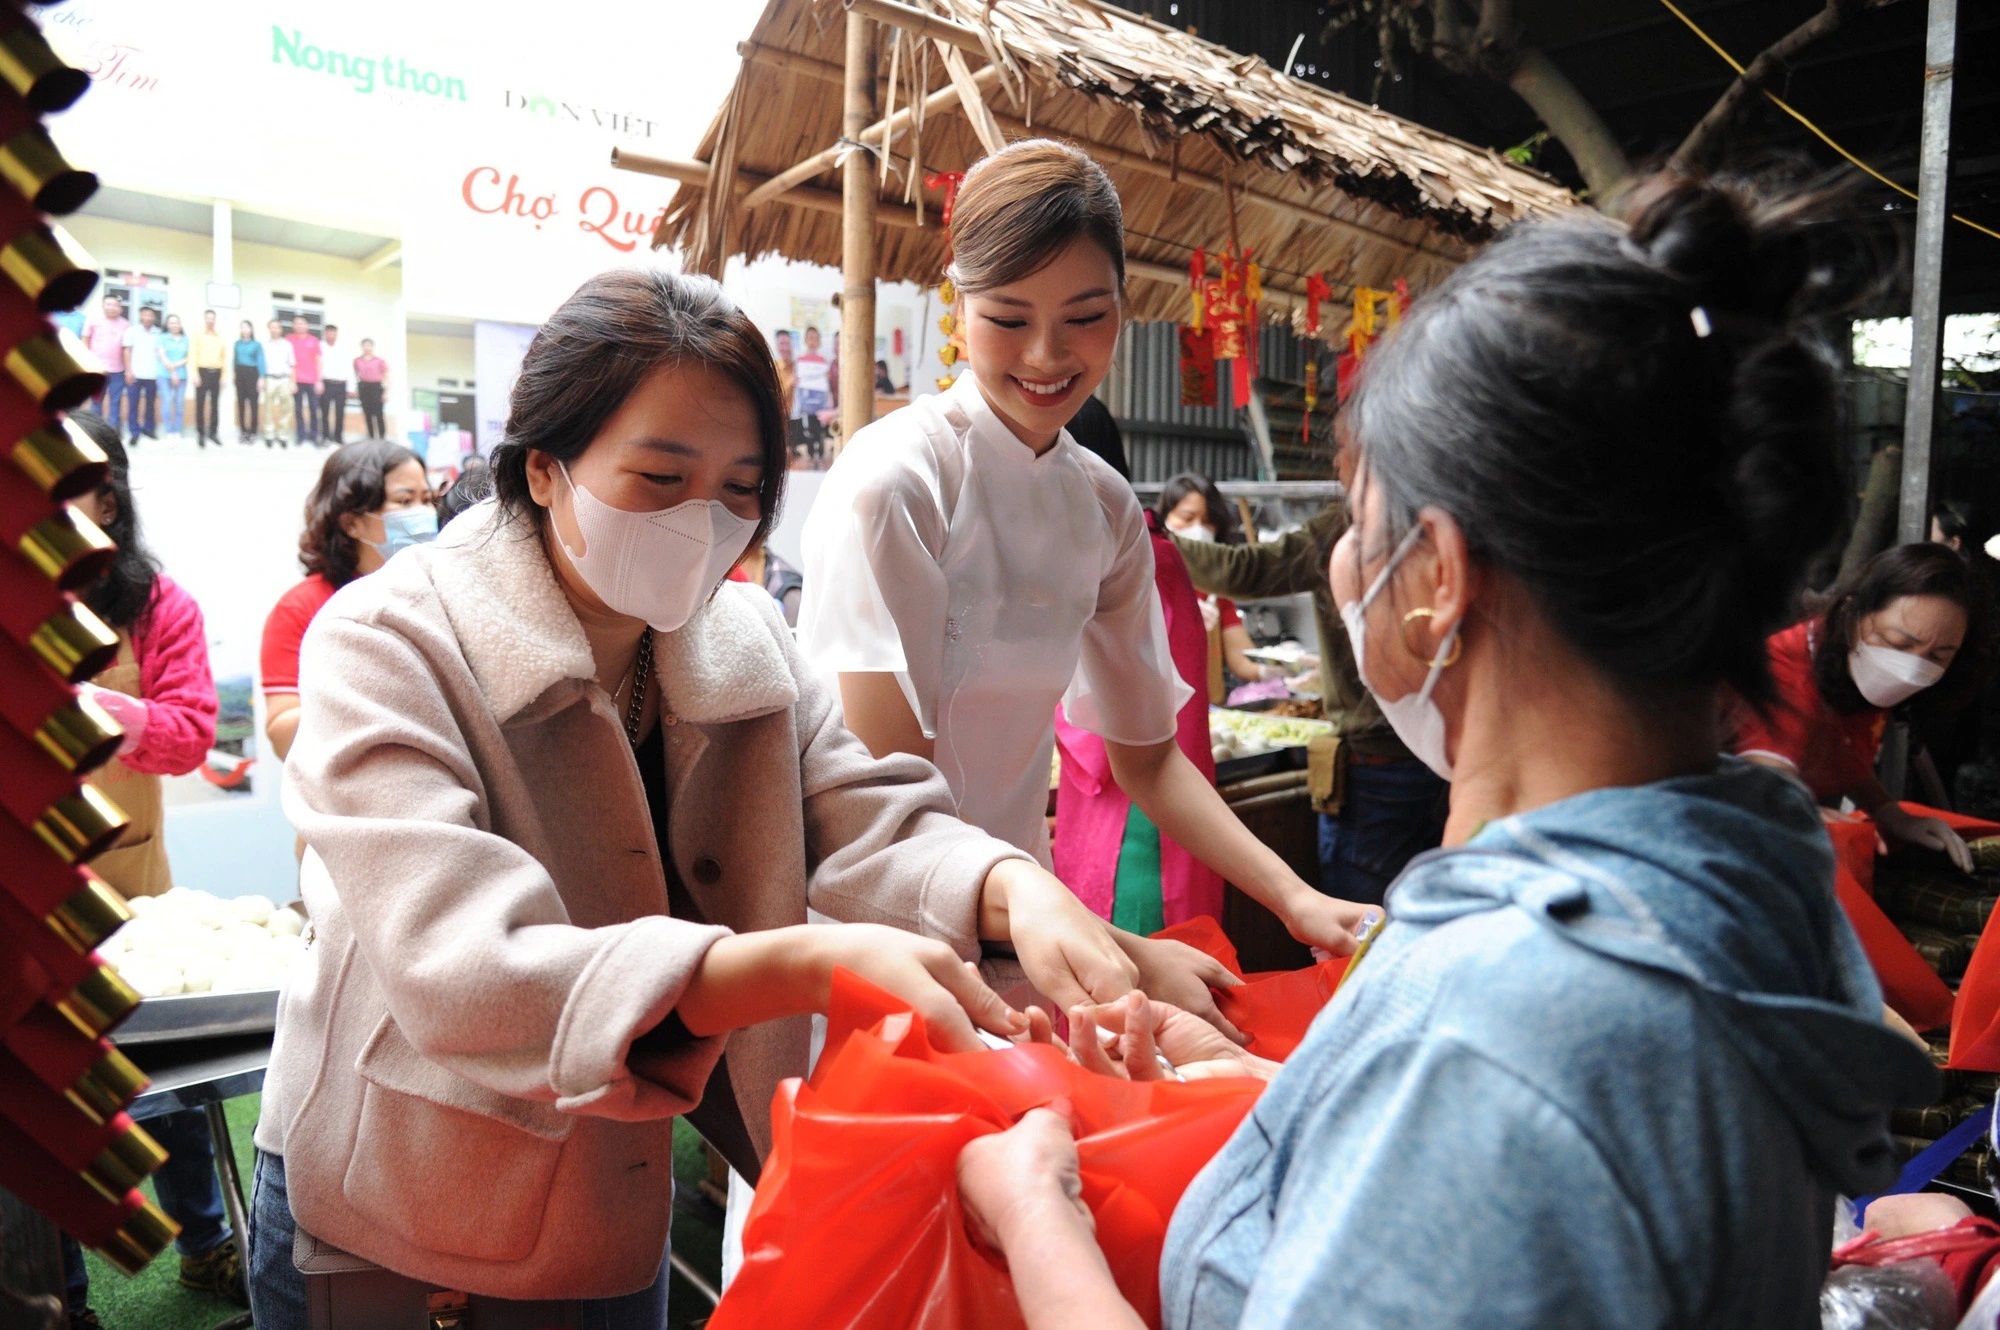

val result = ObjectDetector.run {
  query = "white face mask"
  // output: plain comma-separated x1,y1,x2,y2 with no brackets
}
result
555,464,756,632
1339,525,1460,779
1848,641,1945,709
1178,522,1215,544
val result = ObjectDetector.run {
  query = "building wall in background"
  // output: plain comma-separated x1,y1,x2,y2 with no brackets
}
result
405,332,476,392
64,215,404,342
63,213,407,439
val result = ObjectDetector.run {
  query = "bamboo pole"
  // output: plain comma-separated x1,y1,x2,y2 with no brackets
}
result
610,148,925,228
845,0,986,54
840,11,880,446
741,63,1001,211
736,41,842,85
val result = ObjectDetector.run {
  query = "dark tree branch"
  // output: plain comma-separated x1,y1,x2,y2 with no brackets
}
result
1472,0,1520,78
1670,0,1878,173
1428,0,1632,197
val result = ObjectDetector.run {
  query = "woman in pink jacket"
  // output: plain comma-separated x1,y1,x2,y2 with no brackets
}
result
64,411,245,1314
68,409,218,892
1052,443,1224,936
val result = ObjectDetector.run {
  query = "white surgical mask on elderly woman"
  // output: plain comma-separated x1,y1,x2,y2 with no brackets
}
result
1340,525,1460,780
556,462,756,632
1848,641,1945,709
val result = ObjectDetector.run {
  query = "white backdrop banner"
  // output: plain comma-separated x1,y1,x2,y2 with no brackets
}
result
473,319,540,457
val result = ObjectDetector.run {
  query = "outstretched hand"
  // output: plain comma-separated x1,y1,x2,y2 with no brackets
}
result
1070,992,1280,1083
1111,932,1246,1044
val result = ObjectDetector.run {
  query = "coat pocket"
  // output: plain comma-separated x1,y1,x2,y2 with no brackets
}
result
341,1017,573,1263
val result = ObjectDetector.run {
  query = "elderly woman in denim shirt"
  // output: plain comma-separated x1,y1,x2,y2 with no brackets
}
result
957,175,1940,1328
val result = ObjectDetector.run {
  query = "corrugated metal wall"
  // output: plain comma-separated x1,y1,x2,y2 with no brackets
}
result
1104,321,1312,482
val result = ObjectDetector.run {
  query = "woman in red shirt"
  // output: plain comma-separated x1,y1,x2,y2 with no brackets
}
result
1735,542,1989,867
261,439,433,758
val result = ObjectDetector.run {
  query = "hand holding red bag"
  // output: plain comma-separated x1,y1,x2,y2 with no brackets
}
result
1152,916,1349,1060
711,969,1265,1330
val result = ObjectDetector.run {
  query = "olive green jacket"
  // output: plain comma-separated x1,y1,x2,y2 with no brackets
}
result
1172,504,1410,761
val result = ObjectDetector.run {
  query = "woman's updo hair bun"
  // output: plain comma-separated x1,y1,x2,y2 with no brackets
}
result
945,139,1125,296
1346,170,1868,706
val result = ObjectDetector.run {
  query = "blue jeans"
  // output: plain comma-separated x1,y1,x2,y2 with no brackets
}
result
145,1107,233,1256
293,383,318,444
95,370,126,430
248,1151,671,1330
61,1107,230,1312
1317,757,1448,906
160,373,186,433
124,376,158,437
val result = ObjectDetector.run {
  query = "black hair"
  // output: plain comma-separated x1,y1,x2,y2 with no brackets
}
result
325,324,338,334
70,411,159,630
1933,499,1983,554
298,438,423,587
1812,542,1992,718
1346,172,1868,706
1065,395,1129,482
490,269,788,553
1157,472,1242,545
437,465,493,530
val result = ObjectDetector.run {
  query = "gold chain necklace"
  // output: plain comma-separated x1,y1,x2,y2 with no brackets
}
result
621,631,653,747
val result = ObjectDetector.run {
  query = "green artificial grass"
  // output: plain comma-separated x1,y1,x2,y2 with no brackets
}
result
80,1096,726,1330
79,1093,260,1330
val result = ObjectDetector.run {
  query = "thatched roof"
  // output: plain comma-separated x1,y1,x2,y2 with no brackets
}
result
641,0,1578,324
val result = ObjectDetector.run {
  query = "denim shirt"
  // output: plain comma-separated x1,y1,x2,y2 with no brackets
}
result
1160,760,1937,1329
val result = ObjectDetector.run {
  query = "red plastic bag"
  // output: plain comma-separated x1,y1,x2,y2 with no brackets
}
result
1153,916,1348,1060
1828,802,2000,1057
1835,860,1955,1033
711,970,1264,1330
1821,811,1956,1033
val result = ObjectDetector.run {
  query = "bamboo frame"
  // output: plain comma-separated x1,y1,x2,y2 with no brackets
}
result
735,41,840,84
729,40,1450,266
843,0,986,54
610,148,925,228
985,110,1450,264
740,63,1001,211
840,11,879,444
644,0,1575,324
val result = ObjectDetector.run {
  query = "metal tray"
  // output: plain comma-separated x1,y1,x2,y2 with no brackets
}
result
1214,744,1310,784
115,988,282,1045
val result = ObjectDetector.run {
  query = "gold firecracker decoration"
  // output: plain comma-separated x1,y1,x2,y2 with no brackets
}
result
935,277,959,391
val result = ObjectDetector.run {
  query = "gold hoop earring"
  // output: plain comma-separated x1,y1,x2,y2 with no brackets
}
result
1401,607,1462,668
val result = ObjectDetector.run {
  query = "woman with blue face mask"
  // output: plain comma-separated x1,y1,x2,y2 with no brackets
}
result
955,174,1940,1328
259,439,434,761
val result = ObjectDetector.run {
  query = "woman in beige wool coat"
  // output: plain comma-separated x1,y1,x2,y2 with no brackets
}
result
244,269,1232,1329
